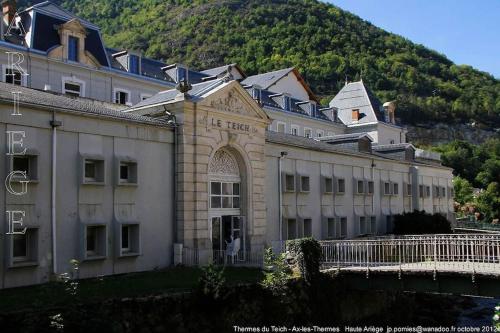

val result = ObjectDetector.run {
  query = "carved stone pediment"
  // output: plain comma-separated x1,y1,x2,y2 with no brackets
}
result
209,88,252,115
201,83,270,123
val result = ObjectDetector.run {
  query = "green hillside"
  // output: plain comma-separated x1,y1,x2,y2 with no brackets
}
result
20,0,500,126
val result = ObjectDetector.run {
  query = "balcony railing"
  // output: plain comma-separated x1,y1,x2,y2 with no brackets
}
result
320,234,500,274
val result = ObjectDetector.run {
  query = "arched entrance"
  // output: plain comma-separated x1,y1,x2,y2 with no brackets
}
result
208,148,246,259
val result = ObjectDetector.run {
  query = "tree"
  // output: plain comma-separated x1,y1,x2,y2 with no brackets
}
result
453,176,473,205
476,182,500,221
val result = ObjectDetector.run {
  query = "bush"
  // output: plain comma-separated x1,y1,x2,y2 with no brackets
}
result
261,248,292,297
393,210,452,235
286,238,322,284
197,264,226,300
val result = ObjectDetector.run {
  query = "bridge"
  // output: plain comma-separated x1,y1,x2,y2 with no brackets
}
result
319,234,500,297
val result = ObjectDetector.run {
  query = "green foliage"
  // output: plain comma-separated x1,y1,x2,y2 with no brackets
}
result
286,238,322,284
261,247,292,297
18,0,500,126
434,138,500,220
494,305,500,329
453,176,473,205
197,264,226,300
393,211,452,235
476,182,500,221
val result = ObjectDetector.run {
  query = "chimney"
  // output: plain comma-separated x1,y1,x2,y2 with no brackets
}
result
351,109,360,122
2,0,16,27
383,101,396,124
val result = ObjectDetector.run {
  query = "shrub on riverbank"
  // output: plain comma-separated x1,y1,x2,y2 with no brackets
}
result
393,210,452,234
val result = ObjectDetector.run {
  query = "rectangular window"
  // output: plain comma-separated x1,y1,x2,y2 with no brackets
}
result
118,161,138,184
114,90,130,105
85,225,106,258
277,122,286,133
285,174,295,192
287,219,297,240
118,223,140,256
426,186,431,198
327,218,335,238
83,158,105,184
304,128,312,138
291,125,299,136
324,177,333,194
68,36,79,62
129,55,140,74
356,180,364,194
339,217,347,238
64,82,82,97
121,225,130,252
337,178,345,194
303,219,312,237
359,217,366,235
406,183,412,196
419,185,424,198
316,130,324,138
5,67,22,85
11,155,38,181
12,228,37,263
384,182,391,195
441,186,446,198
369,216,376,235
393,183,399,196
300,176,310,192
367,181,374,195
209,181,240,209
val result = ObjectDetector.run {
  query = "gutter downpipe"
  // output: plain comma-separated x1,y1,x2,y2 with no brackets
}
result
50,115,62,276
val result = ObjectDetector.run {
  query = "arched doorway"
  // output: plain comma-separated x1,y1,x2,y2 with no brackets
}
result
208,148,246,259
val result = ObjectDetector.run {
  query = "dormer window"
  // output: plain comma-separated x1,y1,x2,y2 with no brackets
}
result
113,88,131,105
68,36,79,62
283,95,291,111
310,103,317,117
252,86,261,101
129,54,140,74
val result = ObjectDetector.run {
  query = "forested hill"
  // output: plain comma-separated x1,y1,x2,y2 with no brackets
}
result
20,0,500,127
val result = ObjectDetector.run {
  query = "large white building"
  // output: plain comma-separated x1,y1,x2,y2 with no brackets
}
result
0,1,454,288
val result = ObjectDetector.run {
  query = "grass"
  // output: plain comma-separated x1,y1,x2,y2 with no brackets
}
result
0,266,263,313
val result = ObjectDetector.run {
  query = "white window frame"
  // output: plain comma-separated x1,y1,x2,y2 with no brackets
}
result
2,64,27,86
356,179,364,195
304,127,313,139
276,121,286,134
113,87,132,106
62,76,86,97
299,175,310,193
291,124,300,136
316,129,324,138
367,181,374,195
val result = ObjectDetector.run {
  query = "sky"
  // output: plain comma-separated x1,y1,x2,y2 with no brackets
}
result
327,0,500,79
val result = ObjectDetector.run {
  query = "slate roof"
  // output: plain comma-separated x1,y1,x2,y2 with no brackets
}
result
241,68,294,89
129,79,227,110
0,82,169,126
317,133,372,143
372,143,415,152
329,81,386,126
266,131,449,169
200,64,245,78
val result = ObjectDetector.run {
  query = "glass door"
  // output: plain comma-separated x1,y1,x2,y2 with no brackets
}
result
211,217,221,251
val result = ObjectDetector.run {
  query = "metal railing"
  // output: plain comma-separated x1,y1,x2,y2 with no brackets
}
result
181,248,264,267
455,218,500,232
320,234,500,274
